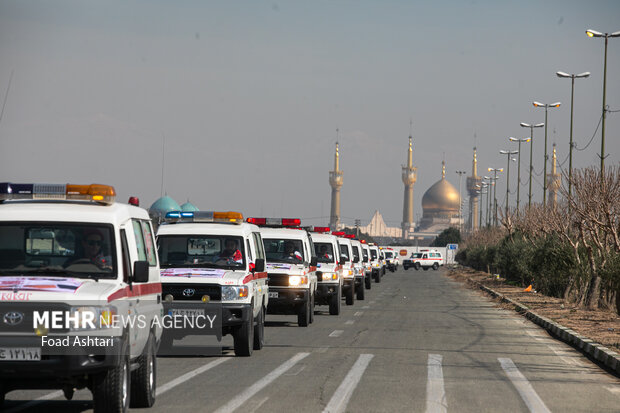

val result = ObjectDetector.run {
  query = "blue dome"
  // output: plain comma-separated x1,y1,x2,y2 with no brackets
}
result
180,201,199,212
149,196,181,217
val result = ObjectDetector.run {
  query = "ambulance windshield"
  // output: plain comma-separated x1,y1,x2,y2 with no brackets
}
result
263,238,304,264
157,235,246,269
0,223,116,279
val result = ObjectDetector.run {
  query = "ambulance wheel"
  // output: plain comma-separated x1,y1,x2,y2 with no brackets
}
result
345,285,354,305
423,267,429,271
414,263,421,271
253,307,265,350
365,275,371,289
374,271,381,283
233,317,254,356
298,299,310,327
130,332,156,408
329,288,341,315
309,294,315,324
356,283,365,300
92,338,130,413
432,263,439,270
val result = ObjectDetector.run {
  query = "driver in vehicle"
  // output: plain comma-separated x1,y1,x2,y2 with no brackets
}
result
66,229,112,270
284,241,303,262
219,238,243,264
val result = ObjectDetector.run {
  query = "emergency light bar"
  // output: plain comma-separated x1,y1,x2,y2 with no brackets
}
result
360,239,367,244
344,234,355,239
331,231,346,237
0,183,116,205
246,217,301,227
165,211,243,223
311,226,331,233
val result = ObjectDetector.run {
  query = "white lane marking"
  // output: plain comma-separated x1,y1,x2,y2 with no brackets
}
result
499,358,551,413
329,330,344,337
605,386,620,395
4,391,63,413
247,396,269,413
213,352,310,413
426,354,447,413
354,311,364,316
322,354,374,413
157,357,229,396
344,320,355,325
362,305,370,309
285,364,306,376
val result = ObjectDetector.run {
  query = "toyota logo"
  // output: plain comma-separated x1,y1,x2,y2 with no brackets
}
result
182,288,195,297
3,311,24,326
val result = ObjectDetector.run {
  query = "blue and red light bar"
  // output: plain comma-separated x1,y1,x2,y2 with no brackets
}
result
0,183,116,205
246,218,301,227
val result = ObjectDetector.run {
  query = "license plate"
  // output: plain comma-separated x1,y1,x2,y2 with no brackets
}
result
169,309,205,318
269,292,279,298
0,347,41,361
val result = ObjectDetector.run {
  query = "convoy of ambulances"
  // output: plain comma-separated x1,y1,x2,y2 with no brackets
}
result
403,250,444,271
332,232,356,305
309,227,343,315
349,238,367,300
360,241,372,288
250,218,318,327
156,211,268,357
368,244,382,283
0,183,162,412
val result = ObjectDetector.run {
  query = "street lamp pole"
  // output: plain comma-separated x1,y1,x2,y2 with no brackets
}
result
556,71,590,201
520,122,544,209
509,137,530,215
533,101,561,207
488,168,503,226
586,29,620,182
499,150,518,218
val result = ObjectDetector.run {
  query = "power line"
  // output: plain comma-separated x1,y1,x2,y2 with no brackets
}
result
574,113,602,152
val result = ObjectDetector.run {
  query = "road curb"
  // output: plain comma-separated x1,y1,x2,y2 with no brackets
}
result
479,284,620,376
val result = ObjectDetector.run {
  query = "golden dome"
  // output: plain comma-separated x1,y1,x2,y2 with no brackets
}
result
422,178,460,214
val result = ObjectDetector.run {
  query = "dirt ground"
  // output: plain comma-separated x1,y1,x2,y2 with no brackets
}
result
446,266,620,352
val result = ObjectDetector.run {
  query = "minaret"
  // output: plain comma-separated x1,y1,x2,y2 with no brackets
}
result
547,143,561,207
401,136,417,238
329,142,343,230
466,147,482,230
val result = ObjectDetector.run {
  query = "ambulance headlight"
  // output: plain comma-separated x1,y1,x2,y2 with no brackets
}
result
289,275,308,286
221,286,249,301
322,273,337,281
67,306,117,331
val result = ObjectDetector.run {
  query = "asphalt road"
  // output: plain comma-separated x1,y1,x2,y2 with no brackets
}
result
4,267,620,412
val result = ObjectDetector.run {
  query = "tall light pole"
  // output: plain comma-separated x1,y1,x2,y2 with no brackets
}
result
484,176,493,227
533,101,561,207
556,71,590,200
586,29,620,182
520,122,544,209
499,150,518,218
456,170,467,233
488,168,503,226
509,137,530,215
476,182,488,229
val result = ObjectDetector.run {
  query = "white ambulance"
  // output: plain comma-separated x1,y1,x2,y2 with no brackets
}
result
309,227,342,315
347,237,366,300
406,250,444,271
250,218,318,327
156,211,268,357
368,244,382,283
360,241,372,289
332,232,356,306
0,183,162,412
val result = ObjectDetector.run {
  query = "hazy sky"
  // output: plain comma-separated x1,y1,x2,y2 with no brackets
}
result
1,0,619,228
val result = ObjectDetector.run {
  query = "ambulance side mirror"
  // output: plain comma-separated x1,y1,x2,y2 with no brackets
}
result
254,258,265,273
310,256,318,267
132,261,149,283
